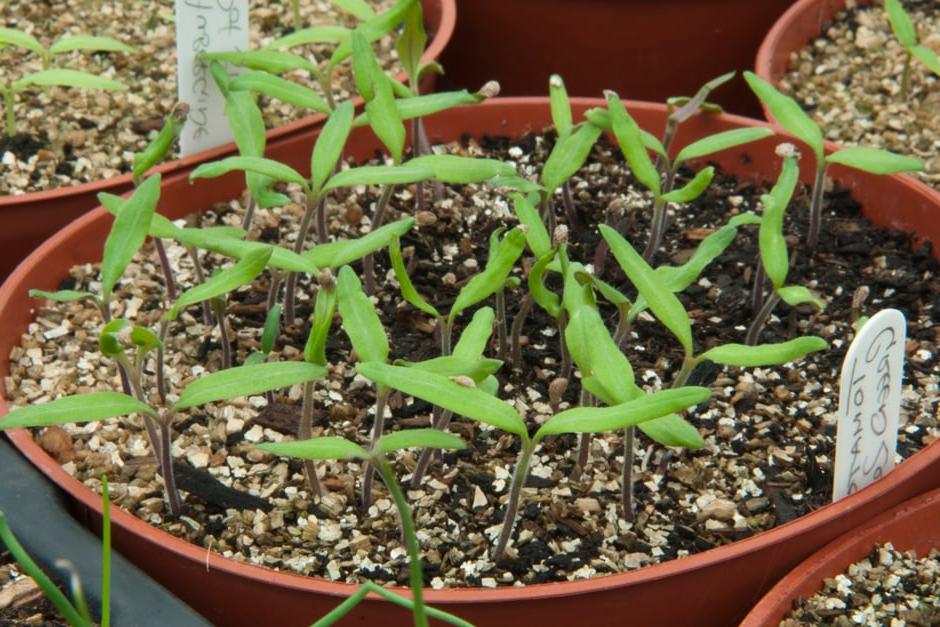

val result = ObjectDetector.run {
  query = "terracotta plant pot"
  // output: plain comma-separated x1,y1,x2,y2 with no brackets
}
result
0,0,454,282
2,97,940,626
740,487,940,626
437,0,794,118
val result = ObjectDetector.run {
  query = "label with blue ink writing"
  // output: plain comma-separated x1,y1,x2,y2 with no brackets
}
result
832,309,906,501
174,0,248,156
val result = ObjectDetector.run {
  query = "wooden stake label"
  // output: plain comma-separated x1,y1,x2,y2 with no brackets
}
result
832,309,906,501
174,0,248,156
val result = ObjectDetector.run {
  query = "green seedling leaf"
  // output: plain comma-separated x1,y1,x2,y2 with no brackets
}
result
601,225,693,354
99,319,129,356
307,218,414,269
0,392,155,430
407,155,516,184
199,50,319,76
673,127,773,167
512,193,551,258
759,154,799,290
129,325,162,354
449,227,526,323
100,174,161,301
304,281,336,366
174,361,325,411
885,0,917,48
535,387,710,438
352,90,484,127
230,71,330,114
579,273,631,308
323,164,433,191
265,25,351,50
660,166,715,204
668,71,735,123
640,413,705,448
261,305,282,354
28,289,94,303
395,1,425,80
388,235,439,317
356,362,527,437
258,436,367,461
452,307,495,359
378,429,466,455
351,30,406,160
311,100,354,193
330,0,417,66
225,90,266,157
244,352,266,366
583,107,667,156
49,35,135,56
777,285,825,309
549,74,573,139
351,29,377,101
399,356,502,383
0,27,42,54
336,265,389,364
541,122,603,193
190,156,308,188
166,247,273,320
701,336,827,367
133,103,187,180
560,258,595,317
825,146,924,174
606,92,660,196
332,0,376,20
912,45,940,74
13,69,127,92
743,72,823,160
528,250,562,318
564,303,636,396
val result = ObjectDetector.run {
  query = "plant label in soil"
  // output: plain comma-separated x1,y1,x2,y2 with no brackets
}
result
174,0,248,156
833,309,906,501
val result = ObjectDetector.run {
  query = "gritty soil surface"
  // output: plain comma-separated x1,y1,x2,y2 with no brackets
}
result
779,0,940,188
0,553,67,627
0,0,396,195
5,129,940,590
782,543,940,626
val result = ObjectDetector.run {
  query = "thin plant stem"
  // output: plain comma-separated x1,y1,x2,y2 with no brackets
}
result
241,196,256,232
300,380,324,497
266,271,282,313
185,245,214,326
901,51,912,100
4,88,15,138
510,294,534,370
557,313,571,380
115,354,162,461
290,0,301,30
495,287,508,360
806,163,828,252
410,409,454,488
313,581,472,627
158,415,182,516
569,389,594,481
315,193,329,245
493,442,534,561
58,560,92,626
539,193,556,240
284,192,320,323
152,238,178,302
750,261,767,314
672,354,698,388
561,181,583,234
363,184,397,295
361,387,390,509
101,476,111,627
745,292,781,346
642,169,677,262
612,306,631,348
156,319,169,404
620,427,636,521
211,300,232,370
438,318,452,356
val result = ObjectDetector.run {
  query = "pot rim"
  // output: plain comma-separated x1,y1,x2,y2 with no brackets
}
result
1,95,938,607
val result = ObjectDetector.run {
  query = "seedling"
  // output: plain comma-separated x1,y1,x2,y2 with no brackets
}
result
259,429,470,627
885,0,940,99
744,71,924,251
0,27,132,137
0,477,113,627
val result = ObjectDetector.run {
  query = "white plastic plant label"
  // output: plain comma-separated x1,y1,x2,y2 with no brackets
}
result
174,0,249,156
832,309,906,501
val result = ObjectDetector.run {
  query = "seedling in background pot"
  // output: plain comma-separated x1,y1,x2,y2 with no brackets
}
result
744,71,924,251
885,0,940,99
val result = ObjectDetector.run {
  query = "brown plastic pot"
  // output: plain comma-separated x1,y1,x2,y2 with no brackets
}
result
741,487,940,626
2,97,940,626
437,0,795,118
0,0,454,282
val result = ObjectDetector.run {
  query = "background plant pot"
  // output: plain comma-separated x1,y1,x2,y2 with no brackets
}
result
0,0,454,283
740,487,940,626
1,97,939,627
437,0,794,118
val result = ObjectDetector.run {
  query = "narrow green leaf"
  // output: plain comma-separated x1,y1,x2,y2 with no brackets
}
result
452,307,495,360
606,92,660,196
129,325,162,353
307,218,414,269
324,164,432,191
304,283,336,366
759,155,799,290
640,414,706,448
400,356,502,383
388,235,440,317
166,247,272,320
225,90,266,158
701,336,827,367
28,289,95,303
449,227,526,323
14,69,126,92
512,193,551,258
336,266,389,364
199,50,319,76
743,72,823,160
564,303,636,396
230,71,330,114
583,108,667,156
244,352,267,366
258,437,367,461
311,101,355,193
528,250,562,319
535,387,710,438
885,0,917,48
190,156,308,188
580,273,631,308
549,74,573,139
541,122,603,193
99,319,127,356
660,166,715,204
912,44,940,75
0,393,154,430
133,103,187,180
49,35,135,56
174,362,325,411
667,71,736,124
330,0,416,66
406,155,516,184
265,26,351,50
394,1,425,80
261,305,282,354
356,362,527,437
378,429,466,454
100,174,161,301
332,0,376,21
351,29,377,101
0,27,42,54
601,225,693,354
777,285,825,309
560,258,595,318
674,128,774,167
825,146,923,174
